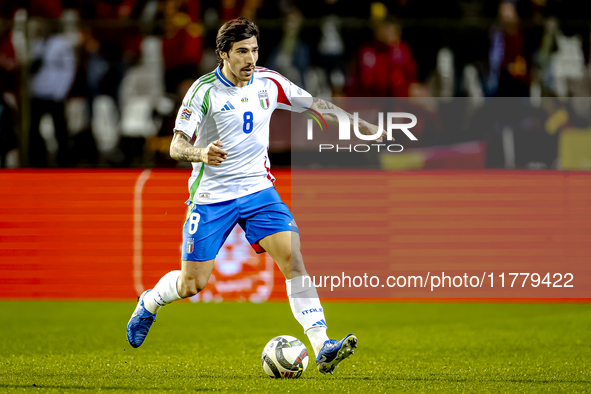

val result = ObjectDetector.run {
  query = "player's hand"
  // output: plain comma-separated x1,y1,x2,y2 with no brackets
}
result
201,140,228,165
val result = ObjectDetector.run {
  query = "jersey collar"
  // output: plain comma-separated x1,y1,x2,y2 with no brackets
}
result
215,65,254,87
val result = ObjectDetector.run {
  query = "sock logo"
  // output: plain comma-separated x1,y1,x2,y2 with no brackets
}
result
312,319,327,328
301,308,323,315
155,292,166,307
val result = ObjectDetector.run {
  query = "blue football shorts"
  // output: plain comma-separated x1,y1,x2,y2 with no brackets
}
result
181,187,299,262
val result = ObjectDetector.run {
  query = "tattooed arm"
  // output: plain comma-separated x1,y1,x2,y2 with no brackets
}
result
309,97,387,142
170,130,228,165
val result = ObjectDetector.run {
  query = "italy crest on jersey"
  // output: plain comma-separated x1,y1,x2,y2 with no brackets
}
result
258,91,269,110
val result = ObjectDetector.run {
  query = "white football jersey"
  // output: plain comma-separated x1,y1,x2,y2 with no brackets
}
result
174,66,312,205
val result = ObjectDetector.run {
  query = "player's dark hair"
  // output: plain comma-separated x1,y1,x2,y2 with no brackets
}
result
215,17,260,65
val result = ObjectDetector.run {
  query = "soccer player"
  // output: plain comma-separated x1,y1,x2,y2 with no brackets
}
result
127,17,383,375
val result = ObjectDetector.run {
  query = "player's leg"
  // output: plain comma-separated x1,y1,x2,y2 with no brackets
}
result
240,190,329,353
127,199,238,348
258,230,306,279
126,259,215,348
177,260,216,298
143,259,216,313
259,231,329,350
259,231,357,374
239,188,356,374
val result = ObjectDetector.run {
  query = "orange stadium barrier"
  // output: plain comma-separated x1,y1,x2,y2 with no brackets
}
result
0,169,290,301
293,170,591,300
1,169,590,301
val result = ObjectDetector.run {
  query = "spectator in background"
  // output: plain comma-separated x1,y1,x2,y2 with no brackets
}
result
536,17,559,95
219,0,262,21
239,0,263,21
161,0,203,95
29,18,75,167
118,35,165,167
146,0,204,168
83,0,142,112
0,18,18,167
486,0,531,96
535,17,586,97
27,0,63,19
354,17,417,97
219,0,242,21
317,14,345,95
266,9,309,89
71,0,143,166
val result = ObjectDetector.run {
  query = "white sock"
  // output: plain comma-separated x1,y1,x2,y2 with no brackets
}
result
143,270,182,314
306,327,329,355
286,275,329,356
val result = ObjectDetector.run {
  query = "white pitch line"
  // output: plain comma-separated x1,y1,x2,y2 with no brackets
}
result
133,169,152,296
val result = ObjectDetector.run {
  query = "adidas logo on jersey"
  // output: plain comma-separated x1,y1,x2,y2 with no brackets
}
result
221,101,235,111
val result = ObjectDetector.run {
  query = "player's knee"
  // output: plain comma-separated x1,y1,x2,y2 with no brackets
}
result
195,277,208,294
289,250,307,278
291,264,306,278
184,285,199,298
179,276,208,298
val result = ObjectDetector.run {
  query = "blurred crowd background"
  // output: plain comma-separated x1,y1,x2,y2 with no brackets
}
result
1,0,591,170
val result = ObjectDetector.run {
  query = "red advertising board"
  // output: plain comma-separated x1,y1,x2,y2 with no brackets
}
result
0,169,290,301
1,169,590,301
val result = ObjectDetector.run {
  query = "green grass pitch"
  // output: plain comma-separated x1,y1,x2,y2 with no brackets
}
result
1,301,590,393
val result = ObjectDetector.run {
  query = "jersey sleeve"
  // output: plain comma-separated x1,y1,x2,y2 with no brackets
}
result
256,67,313,113
174,80,213,138
283,81,313,113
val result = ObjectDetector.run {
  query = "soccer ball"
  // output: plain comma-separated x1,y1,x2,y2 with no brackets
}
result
261,335,309,378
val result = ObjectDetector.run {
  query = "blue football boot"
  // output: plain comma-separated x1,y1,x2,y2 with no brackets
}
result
316,334,357,374
126,289,156,348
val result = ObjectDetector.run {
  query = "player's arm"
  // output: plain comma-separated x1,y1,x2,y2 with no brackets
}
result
169,130,228,165
309,97,388,142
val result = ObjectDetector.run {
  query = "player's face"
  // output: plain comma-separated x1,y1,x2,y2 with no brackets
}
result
223,36,258,85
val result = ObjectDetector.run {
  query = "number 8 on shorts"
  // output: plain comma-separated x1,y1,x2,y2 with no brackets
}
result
188,213,200,235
